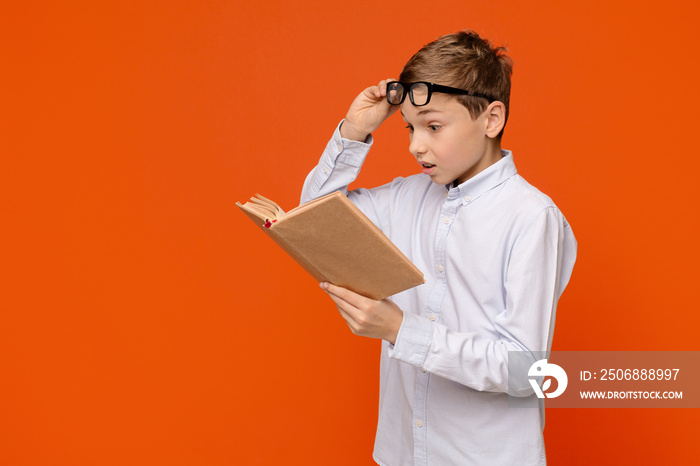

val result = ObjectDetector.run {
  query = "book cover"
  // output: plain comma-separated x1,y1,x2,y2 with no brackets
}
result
237,192,425,300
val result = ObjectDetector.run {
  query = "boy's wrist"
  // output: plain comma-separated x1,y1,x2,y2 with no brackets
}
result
339,119,369,142
384,310,403,345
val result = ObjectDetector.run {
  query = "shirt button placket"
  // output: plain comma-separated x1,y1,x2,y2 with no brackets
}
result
413,191,458,465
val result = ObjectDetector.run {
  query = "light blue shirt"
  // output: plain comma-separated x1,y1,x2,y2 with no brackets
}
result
301,122,577,466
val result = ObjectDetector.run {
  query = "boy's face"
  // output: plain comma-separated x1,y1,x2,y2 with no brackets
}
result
401,94,501,186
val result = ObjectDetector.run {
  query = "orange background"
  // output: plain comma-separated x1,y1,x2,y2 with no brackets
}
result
2,1,699,464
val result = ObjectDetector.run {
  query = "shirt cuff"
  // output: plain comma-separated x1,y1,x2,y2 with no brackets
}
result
387,311,432,368
333,120,373,168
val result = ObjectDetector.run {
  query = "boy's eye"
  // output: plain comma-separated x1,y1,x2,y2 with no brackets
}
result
428,125,441,132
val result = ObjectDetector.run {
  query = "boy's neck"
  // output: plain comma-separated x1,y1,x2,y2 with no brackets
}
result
454,140,504,186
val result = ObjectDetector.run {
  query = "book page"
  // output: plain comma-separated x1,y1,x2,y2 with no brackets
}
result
243,194,285,220
283,191,343,220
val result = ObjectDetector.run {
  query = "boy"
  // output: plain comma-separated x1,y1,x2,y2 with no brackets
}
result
301,31,576,465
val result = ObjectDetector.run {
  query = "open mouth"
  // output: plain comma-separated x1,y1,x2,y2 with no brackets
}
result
420,162,436,174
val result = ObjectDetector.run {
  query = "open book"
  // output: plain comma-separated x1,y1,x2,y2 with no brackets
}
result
237,191,425,300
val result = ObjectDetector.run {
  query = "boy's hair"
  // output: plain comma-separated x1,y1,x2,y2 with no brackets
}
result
399,30,513,139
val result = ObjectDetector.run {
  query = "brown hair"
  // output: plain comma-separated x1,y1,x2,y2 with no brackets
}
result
399,30,513,139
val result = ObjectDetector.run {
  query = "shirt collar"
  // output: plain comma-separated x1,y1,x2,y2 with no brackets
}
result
445,150,517,204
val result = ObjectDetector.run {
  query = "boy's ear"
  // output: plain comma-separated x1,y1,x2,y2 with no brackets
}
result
484,101,506,139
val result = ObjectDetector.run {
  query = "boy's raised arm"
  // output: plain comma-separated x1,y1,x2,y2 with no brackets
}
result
300,79,400,207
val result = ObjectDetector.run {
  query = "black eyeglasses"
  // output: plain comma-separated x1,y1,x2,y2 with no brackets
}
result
386,81,496,106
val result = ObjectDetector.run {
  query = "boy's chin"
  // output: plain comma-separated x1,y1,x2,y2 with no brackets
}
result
427,173,452,186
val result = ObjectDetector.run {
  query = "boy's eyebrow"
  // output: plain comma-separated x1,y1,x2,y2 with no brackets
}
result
418,108,443,116
400,108,444,119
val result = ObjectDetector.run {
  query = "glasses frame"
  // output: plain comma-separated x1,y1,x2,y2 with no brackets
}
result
386,81,497,106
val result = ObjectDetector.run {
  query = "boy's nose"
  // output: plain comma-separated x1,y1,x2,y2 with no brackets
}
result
409,134,428,157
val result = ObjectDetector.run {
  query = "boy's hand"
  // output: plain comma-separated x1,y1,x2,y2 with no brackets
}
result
320,282,403,344
340,79,400,142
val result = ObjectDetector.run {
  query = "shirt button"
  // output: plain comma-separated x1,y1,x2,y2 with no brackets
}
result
416,420,424,428
336,143,343,152
322,168,329,174
464,195,471,202
443,217,450,224
443,192,447,198
437,265,444,272
429,313,437,321
421,368,427,373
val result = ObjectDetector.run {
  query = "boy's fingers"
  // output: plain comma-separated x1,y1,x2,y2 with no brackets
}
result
325,282,353,301
321,284,361,325
364,86,381,101
320,282,367,307
366,79,398,100
326,292,352,314
378,78,396,96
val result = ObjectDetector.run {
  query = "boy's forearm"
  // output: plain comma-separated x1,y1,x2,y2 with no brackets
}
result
300,121,372,204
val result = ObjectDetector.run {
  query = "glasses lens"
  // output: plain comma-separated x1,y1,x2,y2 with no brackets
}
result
387,82,405,105
409,83,429,106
